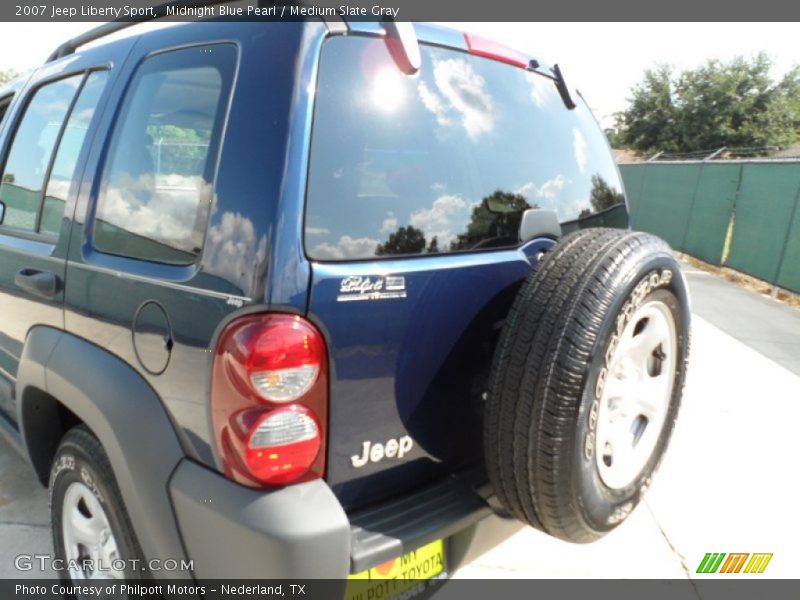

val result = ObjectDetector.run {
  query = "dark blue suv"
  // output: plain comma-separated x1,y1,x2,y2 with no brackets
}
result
0,17,690,593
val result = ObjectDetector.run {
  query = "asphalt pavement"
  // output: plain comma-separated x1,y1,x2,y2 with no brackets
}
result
1,261,798,581
680,263,800,376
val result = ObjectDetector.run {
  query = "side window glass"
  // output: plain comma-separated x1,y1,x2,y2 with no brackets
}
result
40,71,109,236
0,75,82,232
93,44,237,265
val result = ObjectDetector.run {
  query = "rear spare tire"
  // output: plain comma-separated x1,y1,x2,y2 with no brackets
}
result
485,228,690,543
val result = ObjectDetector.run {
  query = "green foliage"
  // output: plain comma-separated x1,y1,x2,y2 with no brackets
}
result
0,69,18,86
616,54,800,154
589,175,625,212
376,225,427,256
451,190,532,251
604,127,623,148
147,124,210,177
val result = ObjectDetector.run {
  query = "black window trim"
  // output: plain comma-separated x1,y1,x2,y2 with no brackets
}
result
0,67,109,244
0,93,14,129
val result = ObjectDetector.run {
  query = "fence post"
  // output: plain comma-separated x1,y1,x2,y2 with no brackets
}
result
704,147,726,161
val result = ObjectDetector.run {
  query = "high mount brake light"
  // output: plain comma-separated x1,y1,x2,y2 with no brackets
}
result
464,33,529,69
211,314,328,487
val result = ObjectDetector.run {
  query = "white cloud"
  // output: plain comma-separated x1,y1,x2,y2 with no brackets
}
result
410,194,467,231
418,59,496,139
538,174,567,200
529,75,551,108
310,235,380,260
306,226,330,236
435,59,495,138
44,179,71,202
573,128,588,173
380,213,398,235
407,194,470,251
515,174,588,220
204,211,268,292
418,81,451,127
99,174,211,252
515,174,567,202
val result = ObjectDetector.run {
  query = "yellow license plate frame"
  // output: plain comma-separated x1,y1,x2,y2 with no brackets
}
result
346,539,446,600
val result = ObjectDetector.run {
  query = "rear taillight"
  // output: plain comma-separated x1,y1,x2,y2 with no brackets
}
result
211,314,327,487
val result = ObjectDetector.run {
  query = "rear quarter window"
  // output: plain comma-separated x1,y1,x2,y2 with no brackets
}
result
305,36,626,261
92,44,237,266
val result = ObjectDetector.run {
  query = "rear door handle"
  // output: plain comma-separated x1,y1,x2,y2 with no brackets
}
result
14,268,60,299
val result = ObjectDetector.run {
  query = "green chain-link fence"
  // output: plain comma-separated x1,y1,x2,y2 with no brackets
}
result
620,161,800,293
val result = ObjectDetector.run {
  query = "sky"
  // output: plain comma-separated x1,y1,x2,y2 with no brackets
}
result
0,22,798,127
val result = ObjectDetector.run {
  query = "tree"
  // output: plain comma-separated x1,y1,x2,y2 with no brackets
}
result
376,225,426,256
589,175,625,212
616,54,800,154
0,69,19,86
450,190,532,251
615,65,678,153
604,127,624,148
147,124,210,176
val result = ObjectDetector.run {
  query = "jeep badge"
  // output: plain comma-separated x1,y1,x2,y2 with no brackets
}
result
351,436,414,468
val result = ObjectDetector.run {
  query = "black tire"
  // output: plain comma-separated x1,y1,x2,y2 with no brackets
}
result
484,228,690,543
50,425,147,585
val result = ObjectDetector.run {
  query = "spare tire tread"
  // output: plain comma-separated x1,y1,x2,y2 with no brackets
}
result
485,228,622,528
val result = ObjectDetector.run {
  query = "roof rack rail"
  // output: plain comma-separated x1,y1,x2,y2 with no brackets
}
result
45,0,350,63
47,0,234,62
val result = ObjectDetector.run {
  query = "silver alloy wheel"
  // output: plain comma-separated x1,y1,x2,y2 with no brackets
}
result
595,300,677,490
61,481,124,580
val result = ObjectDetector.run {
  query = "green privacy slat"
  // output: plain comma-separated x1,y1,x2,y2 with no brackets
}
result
682,164,740,265
776,190,800,293
632,163,702,248
727,163,800,288
619,165,645,217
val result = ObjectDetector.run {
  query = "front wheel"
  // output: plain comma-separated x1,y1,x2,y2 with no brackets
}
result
484,228,690,543
50,426,146,585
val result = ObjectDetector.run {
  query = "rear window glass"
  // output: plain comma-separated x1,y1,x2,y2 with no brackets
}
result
305,37,625,261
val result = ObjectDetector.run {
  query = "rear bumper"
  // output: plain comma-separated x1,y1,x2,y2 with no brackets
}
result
169,460,351,579
168,459,522,579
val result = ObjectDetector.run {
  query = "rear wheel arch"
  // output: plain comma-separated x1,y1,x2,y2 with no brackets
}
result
18,385,81,486
17,326,193,576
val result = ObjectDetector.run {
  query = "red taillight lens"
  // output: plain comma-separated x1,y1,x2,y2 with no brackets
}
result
246,317,324,402
464,33,529,69
212,314,327,487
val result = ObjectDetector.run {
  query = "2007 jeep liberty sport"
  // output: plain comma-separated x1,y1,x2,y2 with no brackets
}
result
0,13,689,595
